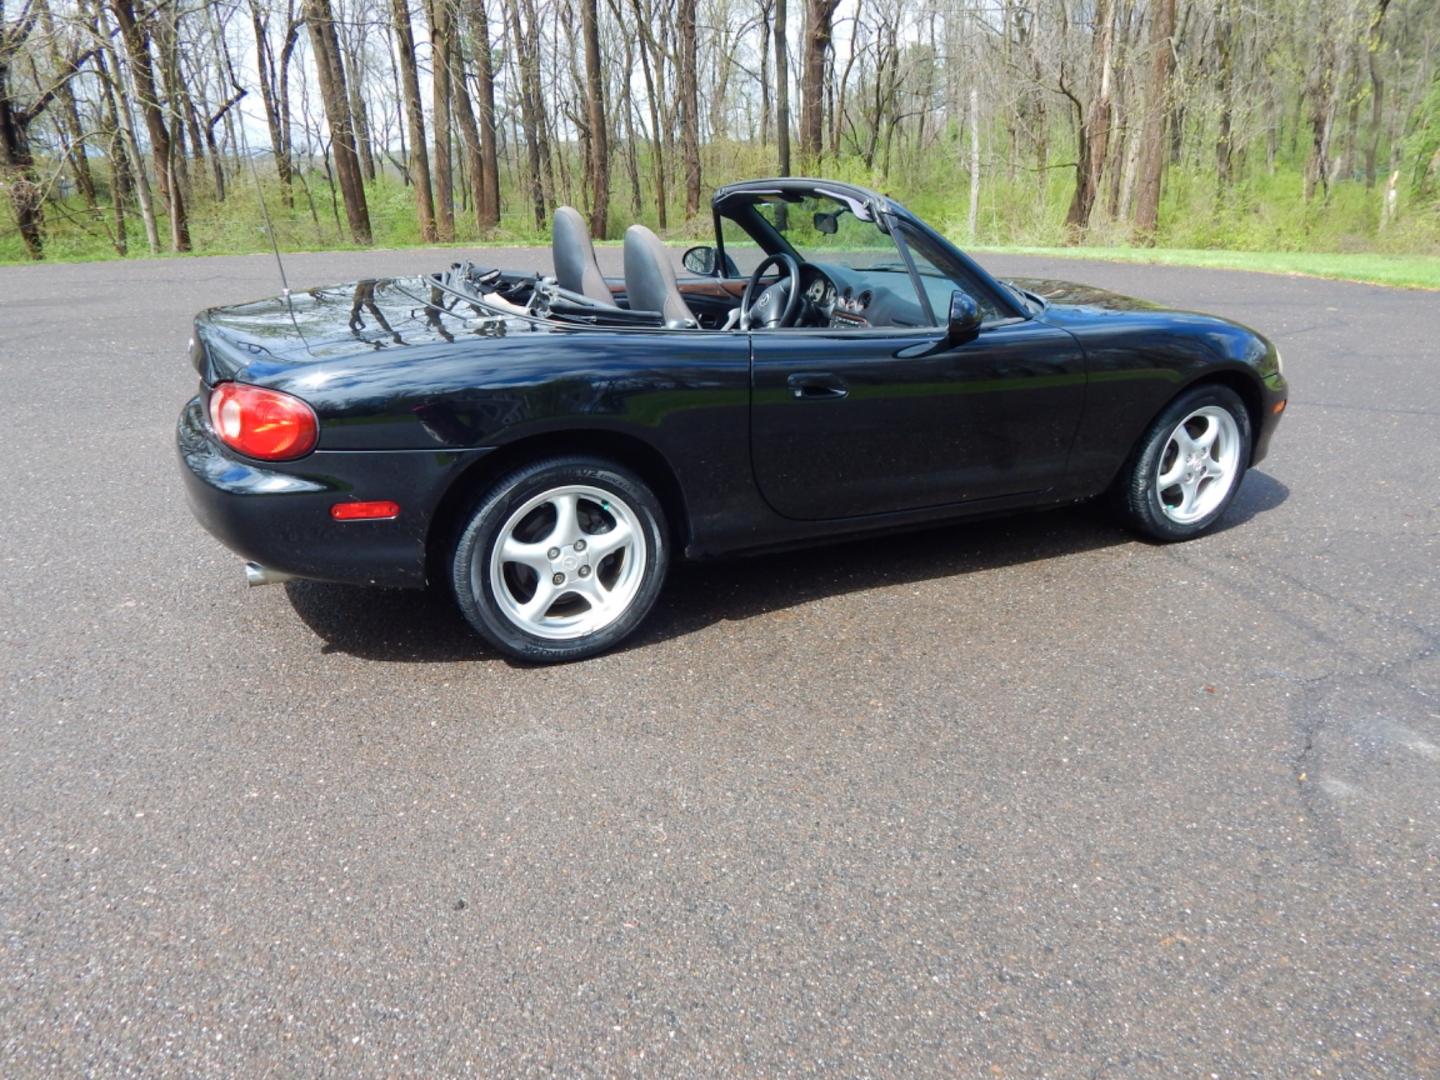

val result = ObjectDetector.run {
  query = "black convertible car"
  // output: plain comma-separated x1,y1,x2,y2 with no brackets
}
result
178,178,1287,661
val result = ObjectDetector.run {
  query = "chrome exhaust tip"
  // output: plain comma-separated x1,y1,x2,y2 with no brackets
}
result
244,562,297,587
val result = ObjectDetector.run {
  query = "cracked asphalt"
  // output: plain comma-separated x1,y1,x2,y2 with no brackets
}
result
2,246,1437,1076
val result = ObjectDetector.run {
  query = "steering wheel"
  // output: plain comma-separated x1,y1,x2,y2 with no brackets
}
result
739,253,803,330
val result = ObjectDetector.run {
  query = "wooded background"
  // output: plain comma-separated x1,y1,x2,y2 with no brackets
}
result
2,0,1439,262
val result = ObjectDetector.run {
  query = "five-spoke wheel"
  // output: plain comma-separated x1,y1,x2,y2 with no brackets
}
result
451,457,668,662
1112,384,1252,541
1155,405,1242,525
489,485,646,640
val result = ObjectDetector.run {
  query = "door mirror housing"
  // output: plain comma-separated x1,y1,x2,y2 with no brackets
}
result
947,291,983,345
682,245,719,276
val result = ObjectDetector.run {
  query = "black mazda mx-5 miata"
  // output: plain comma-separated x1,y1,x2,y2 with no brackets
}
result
178,178,1287,661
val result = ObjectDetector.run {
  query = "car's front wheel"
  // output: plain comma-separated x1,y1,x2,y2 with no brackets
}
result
451,456,669,662
1112,384,1252,541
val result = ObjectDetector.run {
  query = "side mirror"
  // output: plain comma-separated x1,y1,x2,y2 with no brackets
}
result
947,290,982,345
682,245,719,276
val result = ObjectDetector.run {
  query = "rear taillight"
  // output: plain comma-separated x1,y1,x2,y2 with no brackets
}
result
208,382,318,461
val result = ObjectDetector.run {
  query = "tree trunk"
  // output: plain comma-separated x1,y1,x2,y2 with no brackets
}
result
775,0,791,175
205,92,245,202
91,0,159,252
469,0,501,228
111,0,191,251
800,0,838,160
449,23,486,234
428,0,455,240
521,0,554,209
831,0,861,157
629,0,667,226
1064,0,1115,234
677,0,701,217
1214,0,1235,189
0,66,45,258
1363,0,1391,188
89,28,131,254
303,0,373,243
344,44,377,183
580,0,609,237
390,0,437,240
967,85,980,240
1131,0,1176,243
506,0,546,228
757,0,771,145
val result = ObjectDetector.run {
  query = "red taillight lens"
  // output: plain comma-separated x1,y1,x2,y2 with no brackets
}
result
331,500,400,521
208,382,318,461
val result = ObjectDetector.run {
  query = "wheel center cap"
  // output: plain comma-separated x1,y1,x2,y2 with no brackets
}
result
563,555,579,571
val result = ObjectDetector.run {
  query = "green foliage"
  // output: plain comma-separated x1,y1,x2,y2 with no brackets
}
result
5,137,1440,269
1404,75,1440,199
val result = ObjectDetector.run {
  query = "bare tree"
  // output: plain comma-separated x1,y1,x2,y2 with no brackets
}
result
1131,0,1175,241
580,0,608,236
111,0,190,250
774,0,790,174
677,0,701,216
390,0,436,238
303,0,373,243
1,4,97,257
1064,0,1115,234
428,0,454,238
799,0,837,159
467,0,500,228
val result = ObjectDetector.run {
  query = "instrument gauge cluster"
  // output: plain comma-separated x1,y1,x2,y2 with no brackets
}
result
806,277,835,307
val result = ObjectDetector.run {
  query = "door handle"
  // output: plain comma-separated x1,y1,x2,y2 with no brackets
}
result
787,372,849,400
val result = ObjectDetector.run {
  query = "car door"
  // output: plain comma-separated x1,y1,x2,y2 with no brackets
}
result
749,316,1087,521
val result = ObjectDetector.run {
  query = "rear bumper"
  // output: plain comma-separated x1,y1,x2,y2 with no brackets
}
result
176,396,491,588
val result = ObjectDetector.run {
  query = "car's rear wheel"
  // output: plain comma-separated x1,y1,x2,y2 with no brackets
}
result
1112,384,1252,541
451,456,669,662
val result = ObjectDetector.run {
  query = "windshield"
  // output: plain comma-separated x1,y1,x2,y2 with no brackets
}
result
722,192,904,275
717,190,1011,328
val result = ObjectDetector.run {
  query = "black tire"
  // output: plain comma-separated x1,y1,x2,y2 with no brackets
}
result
1111,384,1252,542
450,456,669,662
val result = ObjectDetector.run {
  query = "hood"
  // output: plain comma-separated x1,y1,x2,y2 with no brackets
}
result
1007,277,1164,313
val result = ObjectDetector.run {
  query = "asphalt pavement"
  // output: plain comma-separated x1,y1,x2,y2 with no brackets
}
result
1,244,1436,1076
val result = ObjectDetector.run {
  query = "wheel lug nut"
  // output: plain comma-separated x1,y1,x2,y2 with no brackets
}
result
552,572,565,585
573,539,586,552
547,547,560,560
578,565,591,578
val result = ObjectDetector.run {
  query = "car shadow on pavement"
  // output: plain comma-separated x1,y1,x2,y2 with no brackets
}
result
283,471,1288,664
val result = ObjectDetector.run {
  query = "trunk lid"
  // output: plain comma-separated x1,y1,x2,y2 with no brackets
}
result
191,276,492,382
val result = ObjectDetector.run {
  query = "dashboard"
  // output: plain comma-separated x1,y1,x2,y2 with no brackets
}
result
797,263,924,330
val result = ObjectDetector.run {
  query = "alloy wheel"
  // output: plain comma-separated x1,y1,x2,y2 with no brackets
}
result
1155,405,1242,524
483,484,647,640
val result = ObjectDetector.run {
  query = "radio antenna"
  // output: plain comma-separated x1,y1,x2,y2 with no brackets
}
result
238,116,304,340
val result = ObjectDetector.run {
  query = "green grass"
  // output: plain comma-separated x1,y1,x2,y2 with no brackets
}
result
969,245,1440,291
